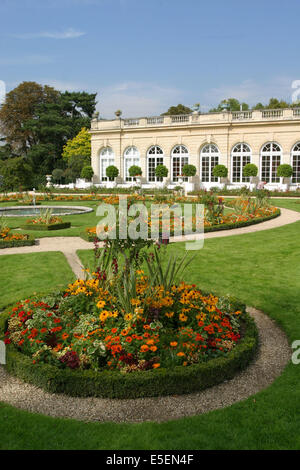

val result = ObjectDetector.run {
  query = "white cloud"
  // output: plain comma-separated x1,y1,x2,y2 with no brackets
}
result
97,81,184,118
203,77,295,109
10,28,85,39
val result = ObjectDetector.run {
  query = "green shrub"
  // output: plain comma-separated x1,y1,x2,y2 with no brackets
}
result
106,165,119,179
81,165,94,180
243,163,258,177
20,222,71,231
129,165,142,177
277,164,293,178
0,238,36,249
182,164,197,177
52,168,64,184
155,164,168,178
212,165,228,178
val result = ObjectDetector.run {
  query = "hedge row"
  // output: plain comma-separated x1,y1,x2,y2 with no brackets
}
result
80,210,281,243
203,209,280,233
0,308,258,398
20,222,71,231
0,238,36,249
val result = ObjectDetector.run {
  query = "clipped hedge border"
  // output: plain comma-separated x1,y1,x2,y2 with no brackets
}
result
0,307,258,399
80,210,281,243
203,209,280,233
20,222,71,231
0,238,36,249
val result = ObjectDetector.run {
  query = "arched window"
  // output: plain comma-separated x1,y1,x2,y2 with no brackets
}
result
171,145,189,182
99,147,115,181
200,144,220,182
260,143,282,183
147,146,164,182
124,146,140,182
291,142,300,183
231,143,252,183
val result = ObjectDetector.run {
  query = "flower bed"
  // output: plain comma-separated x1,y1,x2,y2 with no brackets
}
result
82,207,280,242
21,209,71,231
0,238,259,398
0,226,35,249
0,289,258,398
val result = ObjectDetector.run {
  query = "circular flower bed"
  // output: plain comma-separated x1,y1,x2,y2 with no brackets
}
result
4,277,245,372
1,240,258,398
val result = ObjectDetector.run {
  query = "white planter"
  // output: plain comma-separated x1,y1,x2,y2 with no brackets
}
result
106,181,117,189
184,182,194,194
46,175,52,188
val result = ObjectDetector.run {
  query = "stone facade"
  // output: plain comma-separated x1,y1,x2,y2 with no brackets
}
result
90,108,300,189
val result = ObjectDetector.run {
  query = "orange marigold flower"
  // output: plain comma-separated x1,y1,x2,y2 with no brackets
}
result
177,352,185,357
170,341,178,347
150,345,157,352
62,333,69,340
152,363,160,369
140,344,149,352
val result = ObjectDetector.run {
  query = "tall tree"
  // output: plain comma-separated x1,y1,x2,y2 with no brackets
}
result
0,81,59,153
62,127,91,162
252,98,291,110
161,104,192,115
0,156,33,191
210,98,249,112
0,82,97,177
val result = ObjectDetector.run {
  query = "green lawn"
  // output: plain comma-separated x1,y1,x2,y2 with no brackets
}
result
0,209,299,449
0,252,75,310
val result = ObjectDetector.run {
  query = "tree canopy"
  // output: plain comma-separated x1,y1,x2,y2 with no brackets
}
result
210,98,249,113
62,127,91,161
0,81,60,153
161,104,192,116
0,81,97,188
210,97,293,112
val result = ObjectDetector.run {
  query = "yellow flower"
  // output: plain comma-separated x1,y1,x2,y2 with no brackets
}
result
124,313,133,322
179,313,188,322
97,300,106,309
165,311,174,318
99,310,110,322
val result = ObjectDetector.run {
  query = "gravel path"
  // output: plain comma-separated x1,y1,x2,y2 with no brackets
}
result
0,307,291,423
1,207,300,279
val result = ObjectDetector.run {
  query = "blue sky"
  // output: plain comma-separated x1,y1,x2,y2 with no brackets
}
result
0,0,299,118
